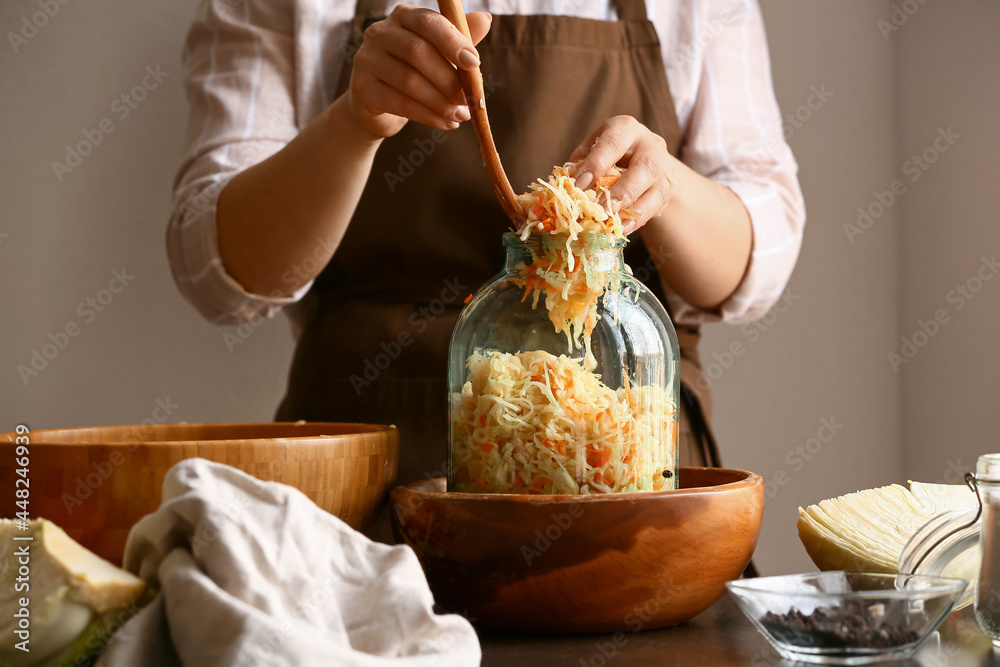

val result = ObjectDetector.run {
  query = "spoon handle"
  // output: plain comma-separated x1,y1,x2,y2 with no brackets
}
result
437,0,525,226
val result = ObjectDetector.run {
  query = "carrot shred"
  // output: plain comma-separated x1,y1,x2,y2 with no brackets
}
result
531,475,551,490
586,444,611,468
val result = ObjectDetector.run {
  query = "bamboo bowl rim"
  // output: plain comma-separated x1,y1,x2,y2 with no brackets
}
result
396,467,762,506
1,422,398,446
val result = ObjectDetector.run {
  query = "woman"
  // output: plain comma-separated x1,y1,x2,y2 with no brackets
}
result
168,0,805,484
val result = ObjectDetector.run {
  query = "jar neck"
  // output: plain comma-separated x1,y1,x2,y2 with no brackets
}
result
503,233,626,272
978,454,1000,484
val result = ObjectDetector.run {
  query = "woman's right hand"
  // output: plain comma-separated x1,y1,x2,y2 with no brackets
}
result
346,4,492,139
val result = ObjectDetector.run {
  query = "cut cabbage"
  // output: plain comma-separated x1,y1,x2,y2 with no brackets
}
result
797,482,976,573
0,519,146,667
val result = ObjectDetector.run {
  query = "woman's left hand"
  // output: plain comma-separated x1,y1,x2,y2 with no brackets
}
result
569,115,676,233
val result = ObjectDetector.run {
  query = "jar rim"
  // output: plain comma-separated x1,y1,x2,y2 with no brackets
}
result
502,231,627,250
977,453,1000,482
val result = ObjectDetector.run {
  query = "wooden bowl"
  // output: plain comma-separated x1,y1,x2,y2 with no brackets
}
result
390,467,763,633
0,422,398,564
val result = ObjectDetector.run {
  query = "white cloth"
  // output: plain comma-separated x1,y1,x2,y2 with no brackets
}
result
97,458,480,667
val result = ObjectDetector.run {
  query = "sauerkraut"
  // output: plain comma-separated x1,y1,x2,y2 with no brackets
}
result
451,351,676,494
513,163,632,370
515,163,627,241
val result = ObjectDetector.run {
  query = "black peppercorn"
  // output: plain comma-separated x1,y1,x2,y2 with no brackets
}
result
761,603,920,649
662,470,672,479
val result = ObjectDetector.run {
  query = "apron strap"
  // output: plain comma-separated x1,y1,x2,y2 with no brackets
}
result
614,0,650,22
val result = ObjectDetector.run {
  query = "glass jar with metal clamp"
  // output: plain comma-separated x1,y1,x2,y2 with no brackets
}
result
898,454,1000,644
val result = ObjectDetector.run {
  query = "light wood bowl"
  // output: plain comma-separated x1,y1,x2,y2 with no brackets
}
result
391,467,763,633
0,422,398,564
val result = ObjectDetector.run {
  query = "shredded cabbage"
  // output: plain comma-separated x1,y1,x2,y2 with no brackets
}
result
450,164,675,495
451,351,677,494
515,163,626,241
513,163,631,369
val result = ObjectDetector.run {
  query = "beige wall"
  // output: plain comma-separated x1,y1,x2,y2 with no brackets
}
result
1,1,994,575
706,0,903,574
895,1,1000,485
0,0,296,431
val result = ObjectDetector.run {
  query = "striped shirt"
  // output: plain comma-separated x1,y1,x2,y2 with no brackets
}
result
167,0,806,328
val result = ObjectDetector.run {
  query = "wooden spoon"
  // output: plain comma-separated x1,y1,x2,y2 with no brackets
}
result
437,0,525,226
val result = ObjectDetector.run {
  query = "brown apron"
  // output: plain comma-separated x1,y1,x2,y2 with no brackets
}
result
276,0,722,484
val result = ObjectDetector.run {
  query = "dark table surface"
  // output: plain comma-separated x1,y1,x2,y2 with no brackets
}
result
479,593,1000,667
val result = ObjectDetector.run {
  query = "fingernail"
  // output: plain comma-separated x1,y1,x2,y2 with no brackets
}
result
448,120,460,130
623,220,637,235
455,105,471,121
575,172,594,190
458,48,480,69
610,197,623,212
485,12,493,23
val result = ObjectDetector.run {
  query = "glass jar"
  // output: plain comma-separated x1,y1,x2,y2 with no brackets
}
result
897,454,1000,641
974,454,1000,644
447,232,679,494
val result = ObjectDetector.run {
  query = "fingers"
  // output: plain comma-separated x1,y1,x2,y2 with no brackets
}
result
569,126,603,162
570,116,636,189
348,5,493,136
365,19,464,105
362,52,470,121
393,5,482,71
568,116,673,232
357,76,461,131
621,174,671,233
466,11,492,45
607,140,666,211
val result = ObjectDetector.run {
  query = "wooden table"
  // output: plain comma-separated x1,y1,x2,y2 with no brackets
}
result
480,593,1000,666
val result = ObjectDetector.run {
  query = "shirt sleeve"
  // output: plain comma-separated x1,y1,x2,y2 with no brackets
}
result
167,0,308,326
666,0,806,326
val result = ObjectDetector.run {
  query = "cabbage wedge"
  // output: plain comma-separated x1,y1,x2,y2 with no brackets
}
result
0,519,147,667
797,481,976,573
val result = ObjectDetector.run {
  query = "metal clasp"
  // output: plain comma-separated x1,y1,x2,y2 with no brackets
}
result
909,472,984,574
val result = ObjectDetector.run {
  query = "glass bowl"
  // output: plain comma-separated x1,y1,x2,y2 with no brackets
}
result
726,571,967,665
